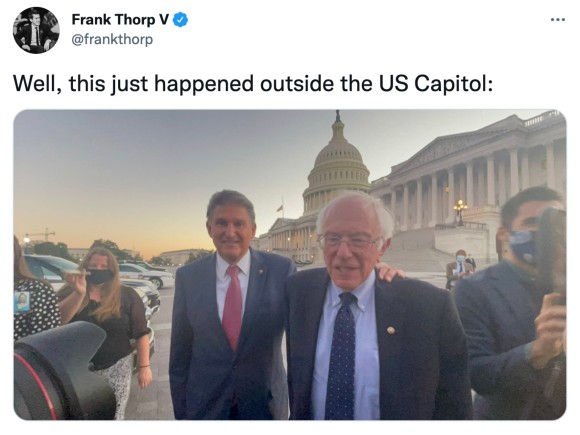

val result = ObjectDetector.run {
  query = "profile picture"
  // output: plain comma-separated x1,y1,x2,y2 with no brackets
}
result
13,7,59,54
14,292,30,312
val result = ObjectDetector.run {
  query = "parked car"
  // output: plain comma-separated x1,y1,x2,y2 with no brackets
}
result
119,260,167,272
118,263,175,289
120,278,160,316
24,254,78,292
23,254,157,373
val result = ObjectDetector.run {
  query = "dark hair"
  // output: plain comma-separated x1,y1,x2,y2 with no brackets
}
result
28,9,41,19
501,186,563,230
206,190,255,224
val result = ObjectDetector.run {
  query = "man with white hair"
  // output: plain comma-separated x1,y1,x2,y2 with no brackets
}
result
285,191,472,420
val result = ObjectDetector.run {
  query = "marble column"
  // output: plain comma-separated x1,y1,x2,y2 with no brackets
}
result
447,168,455,224
466,161,474,208
429,174,437,227
414,179,423,229
510,148,520,196
401,183,409,231
487,155,495,206
498,159,506,205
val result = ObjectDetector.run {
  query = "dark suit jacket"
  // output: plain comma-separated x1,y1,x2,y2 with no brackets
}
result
454,261,566,419
14,23,58,48
285,268,472,420
169,249,296,419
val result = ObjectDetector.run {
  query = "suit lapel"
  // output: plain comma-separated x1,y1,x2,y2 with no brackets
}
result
199,254,232,349
303,270,329,363
374,279,406,419
237,250,266,351
490,262,537,335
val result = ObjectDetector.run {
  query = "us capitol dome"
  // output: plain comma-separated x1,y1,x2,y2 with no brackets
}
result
302,110,370,215
254,111,371,263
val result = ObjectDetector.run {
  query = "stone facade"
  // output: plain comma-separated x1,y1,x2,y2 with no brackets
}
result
370,110,566,261
255,110,566,264
159,249,207,266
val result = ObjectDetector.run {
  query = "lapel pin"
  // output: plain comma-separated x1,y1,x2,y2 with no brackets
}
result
259,269,264,274
387,326,396,335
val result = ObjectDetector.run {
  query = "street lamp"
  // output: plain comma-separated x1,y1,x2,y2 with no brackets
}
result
23,235,31,254
453,199,468,227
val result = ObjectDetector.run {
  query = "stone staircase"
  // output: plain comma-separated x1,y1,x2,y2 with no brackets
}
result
380,230,496,293
381,246,454,273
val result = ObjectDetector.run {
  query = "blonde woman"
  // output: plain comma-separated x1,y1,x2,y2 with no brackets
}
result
61,247,152,419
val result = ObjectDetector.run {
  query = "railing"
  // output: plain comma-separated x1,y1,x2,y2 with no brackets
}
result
524,110,561,127
435,222,487,230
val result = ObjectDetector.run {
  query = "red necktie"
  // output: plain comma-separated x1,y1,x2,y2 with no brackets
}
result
223,265,242,351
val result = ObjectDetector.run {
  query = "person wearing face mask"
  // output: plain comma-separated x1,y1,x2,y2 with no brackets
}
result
454,186,566,419
60,247,152,419
445,249,474,290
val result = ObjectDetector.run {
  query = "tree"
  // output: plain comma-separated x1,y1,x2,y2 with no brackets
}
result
90,239,133,261
33,241,76,262
149,256,172,266
184,249,214,265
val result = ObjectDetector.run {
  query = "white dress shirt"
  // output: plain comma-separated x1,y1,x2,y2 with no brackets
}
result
312,270,380,420
215,251,251,321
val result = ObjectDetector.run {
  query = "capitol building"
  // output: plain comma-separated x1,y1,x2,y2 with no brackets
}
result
252,110,566,264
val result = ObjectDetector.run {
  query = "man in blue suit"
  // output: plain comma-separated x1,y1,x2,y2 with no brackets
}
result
169,190,296,419
454,186,566,419
285,191,472,420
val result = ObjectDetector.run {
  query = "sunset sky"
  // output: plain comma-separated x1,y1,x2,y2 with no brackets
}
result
13,109,547,260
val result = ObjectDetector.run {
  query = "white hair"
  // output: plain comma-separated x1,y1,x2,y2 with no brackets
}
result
315,191,394,242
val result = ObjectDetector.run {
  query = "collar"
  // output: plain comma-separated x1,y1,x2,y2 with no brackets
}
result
503,258,537,285
329,270,376,312
216,250,251,277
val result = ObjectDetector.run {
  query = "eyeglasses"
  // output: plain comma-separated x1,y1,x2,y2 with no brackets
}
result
317,234,382,252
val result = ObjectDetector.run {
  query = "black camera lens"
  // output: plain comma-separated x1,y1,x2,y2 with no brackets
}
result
14,321,116,420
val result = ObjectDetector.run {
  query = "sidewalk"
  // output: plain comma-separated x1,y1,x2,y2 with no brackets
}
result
125,324,174,420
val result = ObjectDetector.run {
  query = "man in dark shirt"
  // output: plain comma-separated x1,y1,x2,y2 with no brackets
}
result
454,186,566,419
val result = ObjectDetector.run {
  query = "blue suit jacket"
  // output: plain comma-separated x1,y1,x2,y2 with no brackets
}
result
169,249,296,419
454,261,565,419
285,268,472,419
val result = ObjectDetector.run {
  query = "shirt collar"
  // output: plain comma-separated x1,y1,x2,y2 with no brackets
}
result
216,250,251,277
329,270,376,312
503,258,536,285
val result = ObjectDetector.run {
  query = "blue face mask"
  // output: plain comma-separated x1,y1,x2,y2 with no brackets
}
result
456,255,466,262
508,230,537,265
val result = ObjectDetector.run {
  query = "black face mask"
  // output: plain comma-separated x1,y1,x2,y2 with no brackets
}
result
86,269,115,285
